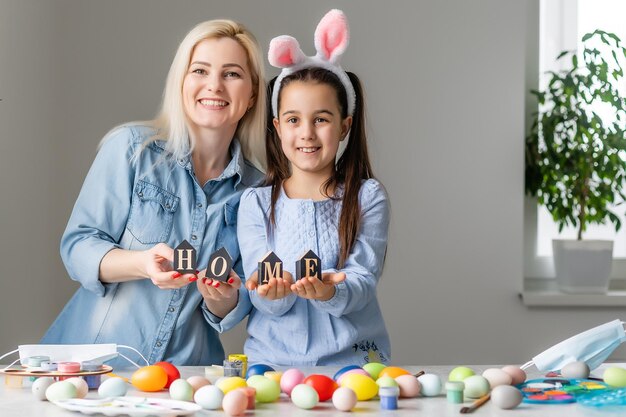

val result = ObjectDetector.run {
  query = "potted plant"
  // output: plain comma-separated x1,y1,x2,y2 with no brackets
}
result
525,29,626,293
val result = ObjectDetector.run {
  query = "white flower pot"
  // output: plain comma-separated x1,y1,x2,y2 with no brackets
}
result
552,239,613,293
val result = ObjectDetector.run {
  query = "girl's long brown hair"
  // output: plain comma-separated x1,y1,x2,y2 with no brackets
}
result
265,68,373,268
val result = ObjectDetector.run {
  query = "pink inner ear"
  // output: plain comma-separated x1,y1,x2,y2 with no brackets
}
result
320,30,347,60
275,49,294,67
315,10,349,61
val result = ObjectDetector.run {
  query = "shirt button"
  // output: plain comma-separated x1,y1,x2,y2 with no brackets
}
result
168,307,175,312
309,231,315,237
307,206,314,213
138,192,143,198
165,203,171,209
191,235,197,240
196,203,203,208
156,341,162,347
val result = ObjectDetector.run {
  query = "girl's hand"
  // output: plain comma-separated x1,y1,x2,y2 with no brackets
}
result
290,272,346,301
143,243,197,289
197,269,241,318
246,271,294,300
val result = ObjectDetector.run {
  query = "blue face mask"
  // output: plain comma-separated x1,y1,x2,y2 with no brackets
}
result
531,319,626,371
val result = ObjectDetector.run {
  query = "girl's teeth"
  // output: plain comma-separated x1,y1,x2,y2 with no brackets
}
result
300,148,317,153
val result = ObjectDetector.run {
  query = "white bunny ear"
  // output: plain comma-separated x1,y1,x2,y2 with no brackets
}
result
314,9,349,63
268,35,306,68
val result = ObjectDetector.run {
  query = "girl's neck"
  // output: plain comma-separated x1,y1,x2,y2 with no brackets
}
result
283,173,335,201
189,128,234,185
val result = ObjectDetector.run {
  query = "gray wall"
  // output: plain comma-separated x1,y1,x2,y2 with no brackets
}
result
1,0,623,365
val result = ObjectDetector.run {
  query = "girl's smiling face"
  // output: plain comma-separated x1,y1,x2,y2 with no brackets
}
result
274,81,352,180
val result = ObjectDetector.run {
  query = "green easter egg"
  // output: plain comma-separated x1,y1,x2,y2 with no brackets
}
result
376,376,399,388
363,362,386,380
246,375,280,403
603,366,626,388
449,366,475,382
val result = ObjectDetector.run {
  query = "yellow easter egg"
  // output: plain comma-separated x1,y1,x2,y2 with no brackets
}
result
216,376,247,394
339,373,378,401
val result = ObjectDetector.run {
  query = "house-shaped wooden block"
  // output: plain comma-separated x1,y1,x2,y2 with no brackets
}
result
258,251,283,285
295,250,322,281
174,240,196,274
206,247,233,282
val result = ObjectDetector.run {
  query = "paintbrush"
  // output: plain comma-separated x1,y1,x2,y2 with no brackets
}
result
460,393,490,414
413,370,425,378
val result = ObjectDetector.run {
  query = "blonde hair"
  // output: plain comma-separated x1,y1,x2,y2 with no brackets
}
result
146,19,266,169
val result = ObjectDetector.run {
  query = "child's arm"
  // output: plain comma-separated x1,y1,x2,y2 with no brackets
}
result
309,180,390,317
237,189,297,316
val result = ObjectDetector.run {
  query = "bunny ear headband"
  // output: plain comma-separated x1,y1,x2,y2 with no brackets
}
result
268,9,356,118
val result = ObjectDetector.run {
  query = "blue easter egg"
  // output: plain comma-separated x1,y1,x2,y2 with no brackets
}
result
333,365,361,381
246,363,275,378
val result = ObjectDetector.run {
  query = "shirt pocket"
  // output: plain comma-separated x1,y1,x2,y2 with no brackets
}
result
217,200,240,261
127,180,180,245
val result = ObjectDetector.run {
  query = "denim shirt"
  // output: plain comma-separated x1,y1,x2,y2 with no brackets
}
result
234,180,391,367
41,125,263,367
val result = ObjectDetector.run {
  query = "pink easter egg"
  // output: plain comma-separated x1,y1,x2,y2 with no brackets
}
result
395,374,421,398
222,389,247,416
501,366,527,385
337,368,370,384
280,369,305,396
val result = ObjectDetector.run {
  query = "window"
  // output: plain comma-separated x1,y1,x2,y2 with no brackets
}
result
527,0,626,278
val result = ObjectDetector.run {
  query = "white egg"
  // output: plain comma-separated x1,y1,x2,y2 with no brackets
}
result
65,377,89,398
32,377,55,401
482,368,513,388
561,361,590,379
98,377,128,397
417,373,442,397
491,385,523,409
194,385,224,410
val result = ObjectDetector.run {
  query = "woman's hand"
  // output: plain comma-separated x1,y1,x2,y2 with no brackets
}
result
290,272,346,301
143,243,197,289
245,271,294,300
197,269,242,318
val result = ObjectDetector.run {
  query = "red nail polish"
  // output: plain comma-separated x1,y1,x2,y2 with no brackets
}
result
172,272,182,279
202,277,207,284
189,277,198,282
214,282,220,288
228,278,234,284
195,270,200,274
207,279,213,285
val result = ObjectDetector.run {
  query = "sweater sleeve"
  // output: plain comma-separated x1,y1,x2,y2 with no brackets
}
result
311,180,390,317
237,188,297,316
59,127,137,296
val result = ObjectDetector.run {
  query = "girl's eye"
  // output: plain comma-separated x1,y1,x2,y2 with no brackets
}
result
315,117,328,123
286,117,298,124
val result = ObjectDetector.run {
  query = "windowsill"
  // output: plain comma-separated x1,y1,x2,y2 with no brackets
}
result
521,278,626,307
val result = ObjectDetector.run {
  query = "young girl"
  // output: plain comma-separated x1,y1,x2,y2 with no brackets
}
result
237,9,390,366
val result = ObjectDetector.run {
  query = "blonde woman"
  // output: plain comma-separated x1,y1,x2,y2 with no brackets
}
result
42,19,266,367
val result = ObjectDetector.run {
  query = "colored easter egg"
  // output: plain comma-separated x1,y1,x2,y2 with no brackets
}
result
154,362,180,389
281,369,305,396
491,385,523,409
333,365,361,381
169,379,194,401
500,365,526,385
98,377,128,397
604,366,626,387
561,361,590,379
291,383,319,409
463,375,490,398
418,373,442,397
376,376,399,388
332,386,358,411
222,389,247,416
246,375,280,403
194,385,224,410
45,381,78,401
482,368,513,388
131,365,168,392
337,368,370,384
395,374,421,398
378,366,411,379
65,377,89,399
363,362,386,379
339,373,378,401
187,375,211,392
264,371,283,384
32,377,55,401
303,374,338,402
246,363,275,378
216,376,247,394
448,366,475,382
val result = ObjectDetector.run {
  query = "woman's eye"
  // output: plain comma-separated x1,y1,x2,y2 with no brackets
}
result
224,71,241,78
192,68,207,75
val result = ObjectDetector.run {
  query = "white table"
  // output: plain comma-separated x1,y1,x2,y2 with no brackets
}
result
1,364,624,416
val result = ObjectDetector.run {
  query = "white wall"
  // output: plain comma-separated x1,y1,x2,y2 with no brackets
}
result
1,0,623,366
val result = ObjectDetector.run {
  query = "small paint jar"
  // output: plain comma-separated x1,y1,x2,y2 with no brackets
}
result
379,386,400,410
41,361,58,372
445,381,465,404
81,360,102,389
239,387,257,409
57,362,81,381
223,359,244,377
228,354,248,377
4,373,23,388
27,356,50,368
